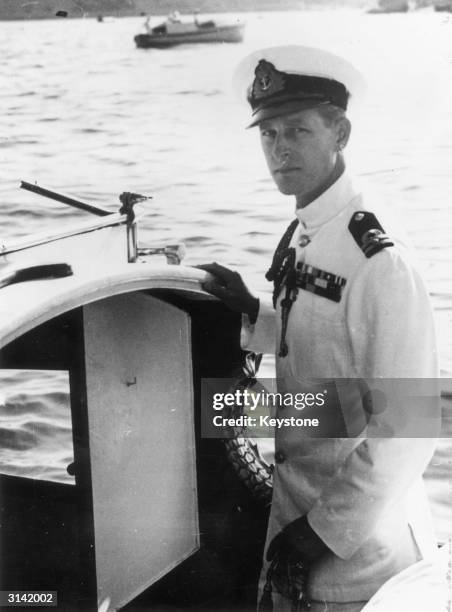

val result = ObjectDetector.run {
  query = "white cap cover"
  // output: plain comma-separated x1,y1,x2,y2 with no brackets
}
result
232,45,366,127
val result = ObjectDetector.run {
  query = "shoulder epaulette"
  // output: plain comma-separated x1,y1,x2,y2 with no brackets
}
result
348,211,394,258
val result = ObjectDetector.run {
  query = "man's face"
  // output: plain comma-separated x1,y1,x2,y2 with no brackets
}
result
258,107,341,203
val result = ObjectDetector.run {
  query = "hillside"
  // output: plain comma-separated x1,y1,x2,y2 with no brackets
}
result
0,0,135,19
0,0,367,20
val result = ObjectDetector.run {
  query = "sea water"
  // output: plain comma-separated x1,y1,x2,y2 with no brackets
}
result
0,8,451,540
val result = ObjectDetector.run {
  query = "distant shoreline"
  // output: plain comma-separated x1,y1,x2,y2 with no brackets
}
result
0,0,368,21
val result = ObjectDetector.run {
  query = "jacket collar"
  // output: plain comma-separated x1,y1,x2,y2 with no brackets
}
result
295,171,358,230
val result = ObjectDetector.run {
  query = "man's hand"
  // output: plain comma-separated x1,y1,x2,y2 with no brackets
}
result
266,515,330,566
197,262,259,322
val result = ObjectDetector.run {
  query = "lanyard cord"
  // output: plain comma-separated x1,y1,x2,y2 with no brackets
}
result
265,219,299,308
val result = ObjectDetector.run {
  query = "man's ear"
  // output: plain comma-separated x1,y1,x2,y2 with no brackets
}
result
336,117,352,150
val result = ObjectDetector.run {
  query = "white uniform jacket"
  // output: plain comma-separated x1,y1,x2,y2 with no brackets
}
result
242,172,440,602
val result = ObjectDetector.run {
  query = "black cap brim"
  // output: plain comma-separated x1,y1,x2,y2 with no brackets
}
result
247,98,328,128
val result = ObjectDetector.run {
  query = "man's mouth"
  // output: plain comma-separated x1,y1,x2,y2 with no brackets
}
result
274,167,301,175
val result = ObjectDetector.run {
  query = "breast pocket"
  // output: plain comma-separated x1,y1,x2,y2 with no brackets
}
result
301,287,344,322
287,289,351,379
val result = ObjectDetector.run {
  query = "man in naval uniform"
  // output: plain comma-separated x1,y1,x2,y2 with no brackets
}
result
200,46,439,611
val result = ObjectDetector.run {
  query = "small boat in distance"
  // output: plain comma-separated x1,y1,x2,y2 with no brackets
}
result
433,0,452,10
367,0,410,12
134,12,245,48
97,14,116,22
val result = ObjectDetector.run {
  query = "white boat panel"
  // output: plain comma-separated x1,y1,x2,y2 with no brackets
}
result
0,264,210,349
84,293,198,609
0,222,128,272
0,212,127,256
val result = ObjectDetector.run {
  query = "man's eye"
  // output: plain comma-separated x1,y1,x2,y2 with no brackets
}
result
260,129,275,138
294,127,308,134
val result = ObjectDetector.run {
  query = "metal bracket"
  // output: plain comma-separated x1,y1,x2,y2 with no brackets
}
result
118,192,152,263
127,223,138,263
137,244,186,265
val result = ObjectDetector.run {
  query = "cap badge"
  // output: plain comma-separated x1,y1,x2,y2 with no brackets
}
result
252,60,286,100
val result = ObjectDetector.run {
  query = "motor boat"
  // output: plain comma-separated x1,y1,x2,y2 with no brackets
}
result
134,13,245,48
433,0,452,11
367,0,410,12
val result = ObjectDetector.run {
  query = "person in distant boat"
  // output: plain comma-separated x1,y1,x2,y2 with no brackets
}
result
199,45,439,612
144,14,152,33
168,10,181,23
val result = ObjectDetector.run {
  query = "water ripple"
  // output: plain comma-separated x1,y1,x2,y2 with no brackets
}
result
0,427,37,451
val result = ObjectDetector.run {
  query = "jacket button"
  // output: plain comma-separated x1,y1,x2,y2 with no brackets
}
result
274,451,286,464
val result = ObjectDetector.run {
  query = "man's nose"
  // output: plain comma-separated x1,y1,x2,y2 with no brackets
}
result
272,134,291,162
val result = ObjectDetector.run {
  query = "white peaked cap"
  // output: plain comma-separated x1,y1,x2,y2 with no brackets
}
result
232,45,367,126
